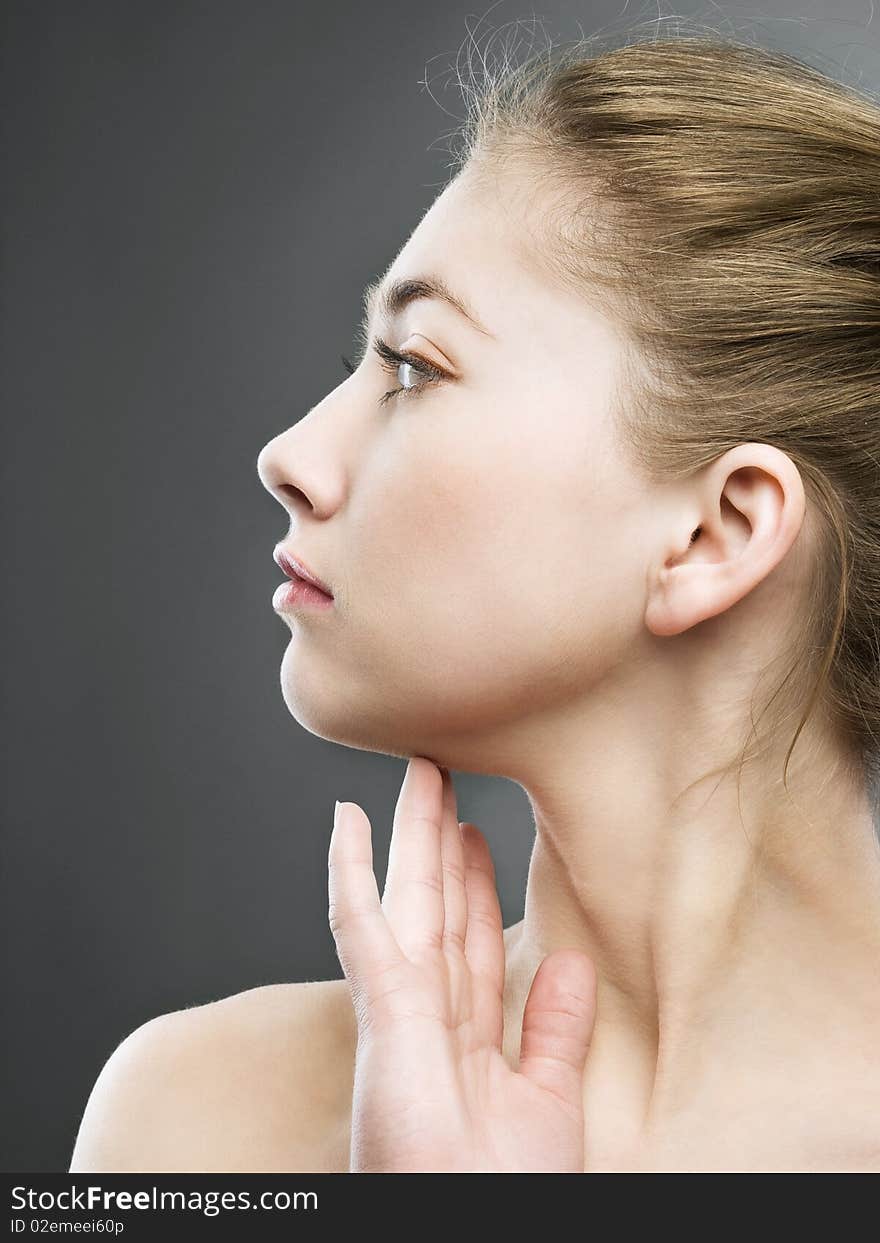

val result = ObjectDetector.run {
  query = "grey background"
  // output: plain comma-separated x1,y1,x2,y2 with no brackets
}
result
2,0,877,1173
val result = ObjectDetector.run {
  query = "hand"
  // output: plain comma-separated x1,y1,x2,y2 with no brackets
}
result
327,755,597,1172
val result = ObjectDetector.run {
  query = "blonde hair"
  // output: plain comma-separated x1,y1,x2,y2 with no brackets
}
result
447,27,880,804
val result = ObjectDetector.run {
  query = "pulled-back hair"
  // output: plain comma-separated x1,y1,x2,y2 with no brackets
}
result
447,27,880,804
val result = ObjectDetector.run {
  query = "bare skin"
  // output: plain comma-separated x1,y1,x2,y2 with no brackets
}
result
70,756,880,1173
69,916,880,1173
71,159,880,1172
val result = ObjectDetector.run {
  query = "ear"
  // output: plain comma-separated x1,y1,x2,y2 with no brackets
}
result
645,442,807,638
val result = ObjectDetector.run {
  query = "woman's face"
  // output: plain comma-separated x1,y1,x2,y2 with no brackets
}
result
257,164,653,771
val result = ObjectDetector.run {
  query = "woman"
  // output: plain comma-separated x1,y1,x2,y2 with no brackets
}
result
70,32,880,1172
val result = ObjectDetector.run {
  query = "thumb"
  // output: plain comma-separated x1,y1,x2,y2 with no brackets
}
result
517,949,597,1114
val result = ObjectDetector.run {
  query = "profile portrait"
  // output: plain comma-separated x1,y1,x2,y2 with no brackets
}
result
4,0,880,1178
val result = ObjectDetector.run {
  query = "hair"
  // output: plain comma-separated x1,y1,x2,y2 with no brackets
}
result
443,23,880,811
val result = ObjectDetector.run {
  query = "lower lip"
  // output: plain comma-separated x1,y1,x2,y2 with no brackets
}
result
273,576,335,612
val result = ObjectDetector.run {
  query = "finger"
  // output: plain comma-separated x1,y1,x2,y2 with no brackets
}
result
518,950,597,1118
439,768,467,951
460,821,505,1047
328,800,403,1003
380,756,446,958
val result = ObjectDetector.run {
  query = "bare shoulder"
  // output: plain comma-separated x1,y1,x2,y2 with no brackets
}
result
70,922,526,1174
69,977,358,1173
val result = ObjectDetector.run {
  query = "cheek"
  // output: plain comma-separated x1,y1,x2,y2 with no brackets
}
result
351,434,633,673
360,432,529,602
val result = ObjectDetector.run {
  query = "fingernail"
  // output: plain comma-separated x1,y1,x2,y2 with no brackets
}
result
333,799,341,829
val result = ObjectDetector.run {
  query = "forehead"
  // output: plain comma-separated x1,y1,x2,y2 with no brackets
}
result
376,169,533,322
374,165,616,353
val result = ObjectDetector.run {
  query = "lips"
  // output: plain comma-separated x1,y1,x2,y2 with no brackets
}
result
273,546,334,597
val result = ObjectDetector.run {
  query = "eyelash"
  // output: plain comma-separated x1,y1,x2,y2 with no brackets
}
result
340,336,446,406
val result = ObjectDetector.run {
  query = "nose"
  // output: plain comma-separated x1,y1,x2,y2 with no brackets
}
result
257,367,362,517
256,397,348,520
256,434,309,512
256,437,308,514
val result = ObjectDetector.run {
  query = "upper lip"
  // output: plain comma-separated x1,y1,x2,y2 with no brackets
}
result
273,545,334,597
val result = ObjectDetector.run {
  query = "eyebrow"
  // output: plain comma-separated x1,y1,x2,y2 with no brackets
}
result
361,273,494,341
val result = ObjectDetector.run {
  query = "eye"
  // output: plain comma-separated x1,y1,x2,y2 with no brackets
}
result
340,338,447,405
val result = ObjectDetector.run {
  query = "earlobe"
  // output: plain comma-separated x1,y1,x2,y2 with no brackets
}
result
645,538,715,637
644,443,806,639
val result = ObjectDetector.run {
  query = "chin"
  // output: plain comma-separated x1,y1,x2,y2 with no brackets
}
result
278,648,396,754
275,631,522,763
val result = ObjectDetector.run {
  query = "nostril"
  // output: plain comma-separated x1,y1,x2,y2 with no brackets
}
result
278,482,309,506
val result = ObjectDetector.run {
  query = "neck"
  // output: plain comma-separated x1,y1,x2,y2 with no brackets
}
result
493,696,880,1144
